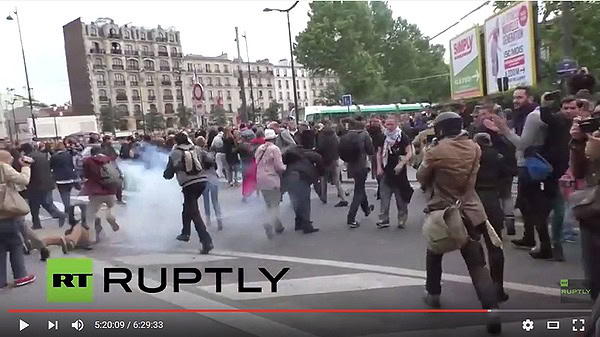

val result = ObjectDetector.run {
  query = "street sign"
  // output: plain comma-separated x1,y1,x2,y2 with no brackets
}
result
192,83,204,101
342,94,352,106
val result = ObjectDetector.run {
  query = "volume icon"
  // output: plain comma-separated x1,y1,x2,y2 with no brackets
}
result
71,319,84,331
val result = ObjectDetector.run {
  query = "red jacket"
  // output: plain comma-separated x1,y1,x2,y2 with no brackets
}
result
83,154,117,196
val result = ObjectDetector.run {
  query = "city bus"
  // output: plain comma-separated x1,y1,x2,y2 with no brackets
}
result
303,103,431,123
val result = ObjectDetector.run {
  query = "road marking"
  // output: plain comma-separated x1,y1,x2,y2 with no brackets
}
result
200,272,424,300
212,250,559,297
112,253,237,266
79,255,318,337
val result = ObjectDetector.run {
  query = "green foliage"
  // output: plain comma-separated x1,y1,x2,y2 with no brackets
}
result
315,82,345,106
146,112,165,132
211,107,228,126
296,1,450,104
99,105,119,133
264,100,281,122
176,105,193,128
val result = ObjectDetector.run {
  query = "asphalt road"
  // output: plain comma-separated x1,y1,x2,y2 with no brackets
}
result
0,168,593,337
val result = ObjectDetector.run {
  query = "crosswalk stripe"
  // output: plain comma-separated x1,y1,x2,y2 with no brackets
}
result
112,253,237,266
200,272,424,300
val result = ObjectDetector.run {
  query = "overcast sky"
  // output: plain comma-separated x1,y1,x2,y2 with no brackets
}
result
0,1,495,105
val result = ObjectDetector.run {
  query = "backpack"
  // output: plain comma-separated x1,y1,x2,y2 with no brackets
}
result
211,136,224,151
178,147,203,175
338,132,361,163
99,161,122,188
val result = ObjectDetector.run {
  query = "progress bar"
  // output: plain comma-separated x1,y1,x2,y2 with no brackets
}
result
491,309,592,313
9,309,592,314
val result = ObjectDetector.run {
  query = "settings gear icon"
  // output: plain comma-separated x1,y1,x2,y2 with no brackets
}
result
522,319,534,332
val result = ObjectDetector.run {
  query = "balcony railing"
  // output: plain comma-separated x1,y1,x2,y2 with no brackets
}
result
267,83,273,87
90,48,105,54
163,95,174,101
112,65,124,70
126,66,139,71
158,51,169,57
116,95,128,101
144,66,155,71
114,81,126,86
124,50,139,56
161,81,172,85
176,95,183,101
130,81,139,86
148,95,156,101
156,37,168,42
172,53,183,58
165,109,175,114
111,49,122,55
257,84,263,87
99,96,108,102
97,81,106,86
132,96,141,101
160,66,171,71
146,81,155,86
141,51,155,57
108,33,121,39
174,81,182,86
93,64,105,69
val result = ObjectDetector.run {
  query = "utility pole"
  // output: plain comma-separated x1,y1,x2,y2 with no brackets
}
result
561,1,573,59
242,32,256,123
235,27,249,123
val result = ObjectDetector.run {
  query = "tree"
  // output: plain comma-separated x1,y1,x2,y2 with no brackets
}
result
146,112,165,132
296,1,450,104
99,105,120,133
211,107,228,126
176,105,193,128
264,100,281,121
315,82,345,106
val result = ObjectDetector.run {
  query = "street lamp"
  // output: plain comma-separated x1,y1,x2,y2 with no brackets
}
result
6,8,38,138
241,33,256,123
264,1,300,120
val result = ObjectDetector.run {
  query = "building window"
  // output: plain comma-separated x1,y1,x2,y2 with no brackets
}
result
278,80,282,89
216,78,221,86
207,78,212,86
198,77,203,84
129,74,138,82
141,32,146,40
142,45,149,52
116,89,126,97
301,70,305,77
296,80,299,88
132,89,140,97
160,60,169,69
286,92,290,100
215,64,221,73
303,80,306,89
209,90,214,100
124,30,130,39
127,59,139,70
284,69,288,77
285,80,289,89
304,92,308,100
259,90,263,99
169,34,175,42
98,89,106,97
217,90,222,98
97,74,105,81
158,45,168,55
171,47,178,55
125,44,134,52
148,89,155,98
90,27,97,36
210,104,215,112
187,63,193,71
95,58,103,66
134,104,141,113
279,92,283,100
205,64,211,73
224,65,229,73
276,68,280,76
162,74,170,82
109,28,117,36
115,73,125,81
225,78,230,85
118,104,128,114
149,104,157,113
112,58,123,66
173,61,180,70
226,90,231,99
268,91,273,99
165,103,174,113
228,104,232,112
147,74,154,83
312,90,316,97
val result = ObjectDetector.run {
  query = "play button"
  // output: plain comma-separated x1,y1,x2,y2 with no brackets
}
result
19,319,29,331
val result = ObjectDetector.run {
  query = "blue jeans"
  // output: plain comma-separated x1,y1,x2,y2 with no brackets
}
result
202,182,222,221
0,219,27,288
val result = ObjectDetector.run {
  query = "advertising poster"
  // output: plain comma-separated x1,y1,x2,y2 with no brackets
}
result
449,27,484,100
484,1,537,95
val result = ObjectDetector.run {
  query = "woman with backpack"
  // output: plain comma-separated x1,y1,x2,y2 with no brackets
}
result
196,136,223,231
238,129,262,203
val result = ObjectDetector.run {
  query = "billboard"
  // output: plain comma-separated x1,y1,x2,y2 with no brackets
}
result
484,1,537,95
450,27,484,100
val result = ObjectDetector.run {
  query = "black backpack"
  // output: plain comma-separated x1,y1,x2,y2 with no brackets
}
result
338,132,361,163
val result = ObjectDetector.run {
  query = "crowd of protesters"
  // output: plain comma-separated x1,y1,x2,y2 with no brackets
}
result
1,68,600,335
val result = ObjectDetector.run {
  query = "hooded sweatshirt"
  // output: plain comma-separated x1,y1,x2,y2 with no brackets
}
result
83,154,118,196
163,144,208,189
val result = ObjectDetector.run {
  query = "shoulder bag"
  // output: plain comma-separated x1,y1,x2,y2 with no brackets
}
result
0,165,30,218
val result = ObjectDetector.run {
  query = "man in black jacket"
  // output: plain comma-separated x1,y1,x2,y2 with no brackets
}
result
282,145,321,234
21,143,66,229
50,142,80,226
316,121,347,207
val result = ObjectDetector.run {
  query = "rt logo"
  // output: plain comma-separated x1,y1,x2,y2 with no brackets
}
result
47,258,94,303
